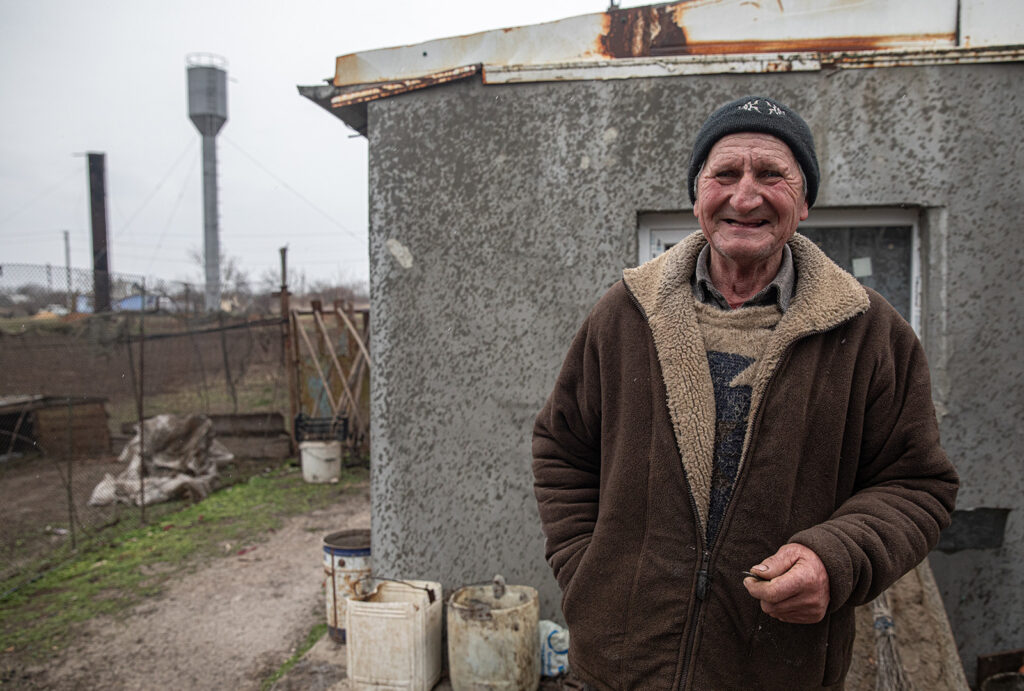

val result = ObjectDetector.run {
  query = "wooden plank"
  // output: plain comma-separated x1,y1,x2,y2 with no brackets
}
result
334,305,372,367
294,313,341,417
208,412,287,437
33,403,111,457
312,308,362,433
978,648,1024,687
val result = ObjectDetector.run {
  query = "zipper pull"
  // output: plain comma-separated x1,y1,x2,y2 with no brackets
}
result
696,551,711,600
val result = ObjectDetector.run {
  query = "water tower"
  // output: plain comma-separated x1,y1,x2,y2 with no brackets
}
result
186,53,228,312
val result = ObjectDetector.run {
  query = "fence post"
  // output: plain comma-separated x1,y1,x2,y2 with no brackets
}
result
218,312,239,414
65,398,77,549
279,247,298,455
139,283,146,523
64,230,73,312
125,289,147,523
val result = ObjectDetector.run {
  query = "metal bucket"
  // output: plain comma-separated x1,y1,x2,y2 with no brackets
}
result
982,673,1024,691
447,575,540,691
322,528,371,643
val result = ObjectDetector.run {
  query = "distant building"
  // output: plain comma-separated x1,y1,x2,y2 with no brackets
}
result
113,294,177,313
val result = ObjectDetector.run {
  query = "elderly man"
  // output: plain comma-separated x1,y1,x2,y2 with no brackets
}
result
532,96,958,689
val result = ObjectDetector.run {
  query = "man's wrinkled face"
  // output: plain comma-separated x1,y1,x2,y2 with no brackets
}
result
693,133,808,269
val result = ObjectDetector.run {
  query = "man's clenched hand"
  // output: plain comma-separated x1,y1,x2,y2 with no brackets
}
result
743,543,830,624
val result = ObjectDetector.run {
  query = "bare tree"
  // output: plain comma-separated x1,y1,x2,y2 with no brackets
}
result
186,248,253,313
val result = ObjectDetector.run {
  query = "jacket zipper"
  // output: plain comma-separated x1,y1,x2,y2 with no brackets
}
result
675,351,789,689
623,282,849,688
624,284,713,688
678,547,711,687
678,325,838,686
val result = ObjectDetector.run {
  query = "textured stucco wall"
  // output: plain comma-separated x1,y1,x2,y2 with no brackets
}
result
365,63,1023,683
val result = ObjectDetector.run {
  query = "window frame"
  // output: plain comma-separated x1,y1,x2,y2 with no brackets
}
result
636,208,922,333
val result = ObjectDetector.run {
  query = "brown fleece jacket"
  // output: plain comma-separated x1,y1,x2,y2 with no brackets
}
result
533,232,958,690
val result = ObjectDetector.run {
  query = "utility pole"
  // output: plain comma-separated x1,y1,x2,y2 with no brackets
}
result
64,230,73,312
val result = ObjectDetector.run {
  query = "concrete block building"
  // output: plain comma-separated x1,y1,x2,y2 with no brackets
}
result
302,1,1023,683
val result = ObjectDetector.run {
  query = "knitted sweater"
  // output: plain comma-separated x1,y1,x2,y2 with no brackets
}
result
696,301,783,544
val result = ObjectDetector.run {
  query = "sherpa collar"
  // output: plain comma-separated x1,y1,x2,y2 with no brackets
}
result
622,231,870,535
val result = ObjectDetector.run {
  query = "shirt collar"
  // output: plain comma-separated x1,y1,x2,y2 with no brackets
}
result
692,242,795,311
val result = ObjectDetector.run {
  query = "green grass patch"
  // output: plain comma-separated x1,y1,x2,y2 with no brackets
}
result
259,622,329,691
0,464,367,659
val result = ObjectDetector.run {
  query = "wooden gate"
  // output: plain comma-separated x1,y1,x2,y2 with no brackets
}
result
288,299,371,457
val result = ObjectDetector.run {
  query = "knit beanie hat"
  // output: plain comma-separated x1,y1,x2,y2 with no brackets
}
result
687,96,819,207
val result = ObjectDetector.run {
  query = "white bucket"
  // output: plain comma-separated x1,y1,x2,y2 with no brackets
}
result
322,529,371,643
300,440,341,483
447,576,540,691
346,579,443,691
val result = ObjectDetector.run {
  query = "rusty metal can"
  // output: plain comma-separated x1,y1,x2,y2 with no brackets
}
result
322,528,371,643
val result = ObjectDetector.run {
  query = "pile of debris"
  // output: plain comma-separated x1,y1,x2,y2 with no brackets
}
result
89,414,233,507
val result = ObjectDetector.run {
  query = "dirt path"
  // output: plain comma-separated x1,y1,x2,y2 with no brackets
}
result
12,482,963,691
27,485,369,690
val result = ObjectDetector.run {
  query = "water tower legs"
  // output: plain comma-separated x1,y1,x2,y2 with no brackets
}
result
201,134,221,312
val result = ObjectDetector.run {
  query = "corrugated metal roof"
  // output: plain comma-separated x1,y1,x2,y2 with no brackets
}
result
484,44,1024,84
0,395,108,416
0,395,45,410
300,0,1024,132
329,0,1022,87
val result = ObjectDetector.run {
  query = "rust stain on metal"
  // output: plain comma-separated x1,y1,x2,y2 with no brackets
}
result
821,45,1024,70
598,5,689,59
331,65,479,109
595,3,955,59
455,597,494,621
679,33,957,55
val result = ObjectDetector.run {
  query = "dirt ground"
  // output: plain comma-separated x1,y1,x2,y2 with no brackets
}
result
9,484,370,690
4,471,965,690
0,454,131,581
0,452,275,583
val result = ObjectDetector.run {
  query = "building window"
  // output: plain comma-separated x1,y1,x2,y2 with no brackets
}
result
637,208,921,332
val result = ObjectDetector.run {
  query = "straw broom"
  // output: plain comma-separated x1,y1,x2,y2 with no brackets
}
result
871,590,913,691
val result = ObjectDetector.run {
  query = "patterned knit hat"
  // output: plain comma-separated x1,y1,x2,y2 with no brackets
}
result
687,96,819,207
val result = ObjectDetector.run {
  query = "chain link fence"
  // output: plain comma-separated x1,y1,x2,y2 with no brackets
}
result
0,263,293,595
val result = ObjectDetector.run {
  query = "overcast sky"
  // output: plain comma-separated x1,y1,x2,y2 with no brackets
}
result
0,0,650,292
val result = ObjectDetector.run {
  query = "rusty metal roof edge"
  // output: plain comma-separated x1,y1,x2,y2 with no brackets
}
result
328,65,480,109
483,53,821,83
818,43,1024,68
482,43,1024,84
300,42,1023,133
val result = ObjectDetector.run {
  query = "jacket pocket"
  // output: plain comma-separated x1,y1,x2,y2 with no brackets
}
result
558,536,592,607
822,606,855,686
747,609,831,687
561,532,632,678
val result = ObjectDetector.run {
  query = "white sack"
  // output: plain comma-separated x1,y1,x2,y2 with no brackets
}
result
89,414,234,507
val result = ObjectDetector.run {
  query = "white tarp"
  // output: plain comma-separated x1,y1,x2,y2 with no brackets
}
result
89,414,234,506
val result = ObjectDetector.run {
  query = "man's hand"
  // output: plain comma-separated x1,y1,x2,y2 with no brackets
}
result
743,543,830,624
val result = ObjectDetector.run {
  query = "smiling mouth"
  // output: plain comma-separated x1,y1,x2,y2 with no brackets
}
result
725,219,769,228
